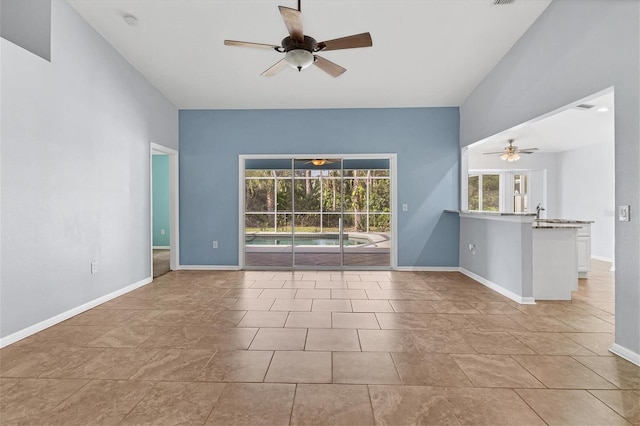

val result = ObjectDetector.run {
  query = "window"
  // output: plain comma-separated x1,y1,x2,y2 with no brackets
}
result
468,173,500,211
467,170,538,213
468,175,479,210
513,173,528,213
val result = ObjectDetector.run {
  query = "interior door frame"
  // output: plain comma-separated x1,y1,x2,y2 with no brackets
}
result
238,153,398,270
150,142,180,273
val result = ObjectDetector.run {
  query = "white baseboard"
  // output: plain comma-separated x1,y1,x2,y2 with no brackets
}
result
177,265,242,271
459,268,536,305
610,343,640,366
591,255,614,263
0,276,152,348
395,266,461,272
153,246,170,249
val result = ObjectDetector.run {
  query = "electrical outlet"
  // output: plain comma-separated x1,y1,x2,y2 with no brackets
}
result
618,205,630,222
160,229,165,235
91,261,98,274
212,241,218,249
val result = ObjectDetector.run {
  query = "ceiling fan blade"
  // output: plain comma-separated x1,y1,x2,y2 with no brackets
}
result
261,58,288,77
224,40,281,50
279,6,304,42
313,55,346,77
518,151,535,154
517,148,539,151
483,151,507,155
318,32,373,51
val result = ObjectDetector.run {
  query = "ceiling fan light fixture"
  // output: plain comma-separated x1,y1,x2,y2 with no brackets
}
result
310,159,326,166
501,151,520,162
285,49,314,71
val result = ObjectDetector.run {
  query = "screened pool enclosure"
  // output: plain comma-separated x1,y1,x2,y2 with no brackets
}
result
241,157,394,269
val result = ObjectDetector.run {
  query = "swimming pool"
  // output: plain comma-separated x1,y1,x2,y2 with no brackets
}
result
245,233,371,246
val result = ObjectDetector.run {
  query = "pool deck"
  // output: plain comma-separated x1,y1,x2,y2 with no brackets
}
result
244,232,391,267
245,251,390,267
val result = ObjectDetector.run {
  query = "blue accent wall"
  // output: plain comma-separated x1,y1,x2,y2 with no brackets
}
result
179,108,460,267
152,155,170,247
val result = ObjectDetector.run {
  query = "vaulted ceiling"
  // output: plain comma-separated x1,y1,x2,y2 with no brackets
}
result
68,0,552,110
470,91,614,155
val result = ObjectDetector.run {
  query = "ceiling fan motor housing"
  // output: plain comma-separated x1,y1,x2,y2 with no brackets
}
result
281,35,319,53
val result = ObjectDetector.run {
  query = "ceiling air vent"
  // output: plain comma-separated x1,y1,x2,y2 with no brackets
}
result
576,104,595,110
494,0,514,4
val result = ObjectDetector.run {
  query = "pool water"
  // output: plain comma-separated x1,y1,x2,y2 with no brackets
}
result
246,234,368,246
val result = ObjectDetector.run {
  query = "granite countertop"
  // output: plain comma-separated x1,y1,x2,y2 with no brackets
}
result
456,210,537,217
534,219,594,224
451,211,595,225
532,224,584,229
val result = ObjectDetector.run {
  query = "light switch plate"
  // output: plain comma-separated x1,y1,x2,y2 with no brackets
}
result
618,205,630,222
402,203,408,212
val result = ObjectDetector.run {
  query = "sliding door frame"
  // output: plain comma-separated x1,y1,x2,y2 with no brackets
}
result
238,153,398,270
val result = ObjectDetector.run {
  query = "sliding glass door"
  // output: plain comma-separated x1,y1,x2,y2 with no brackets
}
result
244,159,293,267
243,157,391,269
293,158,343,268
342,159,391,267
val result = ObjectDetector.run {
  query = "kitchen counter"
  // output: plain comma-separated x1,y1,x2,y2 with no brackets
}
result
458,211,590,302
534,219,594,224
533,223,583,229
457,210,537,217
536,219,594,279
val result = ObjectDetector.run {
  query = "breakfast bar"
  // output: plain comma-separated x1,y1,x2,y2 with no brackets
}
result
456,211,592,303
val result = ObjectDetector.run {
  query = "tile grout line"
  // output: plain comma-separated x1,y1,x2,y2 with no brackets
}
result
288,383,298,426
202,382,228,425
569,355,623,389
365,384,377,423
511,387,550,425
585,389,635,423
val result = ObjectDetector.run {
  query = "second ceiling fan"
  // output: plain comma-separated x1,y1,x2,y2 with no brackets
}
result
224,0,373,77
484,139,538,162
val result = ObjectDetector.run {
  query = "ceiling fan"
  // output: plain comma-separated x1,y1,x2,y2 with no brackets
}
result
223,0,372,77
483,139,538,162
305,159,337,166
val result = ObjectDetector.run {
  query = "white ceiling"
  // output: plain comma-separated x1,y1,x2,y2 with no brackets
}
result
67,0,552,110
470,91,615,155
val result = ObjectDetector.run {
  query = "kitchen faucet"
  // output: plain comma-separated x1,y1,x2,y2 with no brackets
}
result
536,203,546,219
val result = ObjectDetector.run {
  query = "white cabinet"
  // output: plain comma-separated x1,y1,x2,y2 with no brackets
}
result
577,224,592,278
533,227,578,300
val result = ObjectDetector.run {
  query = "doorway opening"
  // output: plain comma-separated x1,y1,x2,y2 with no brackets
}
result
239,155,397,270
150,142,179,277
461,88,615,310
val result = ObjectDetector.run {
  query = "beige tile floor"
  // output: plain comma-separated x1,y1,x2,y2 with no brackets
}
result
1,260,639,425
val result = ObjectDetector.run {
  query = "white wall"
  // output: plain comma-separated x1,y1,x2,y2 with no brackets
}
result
0,1,178,341
558,142,615,261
